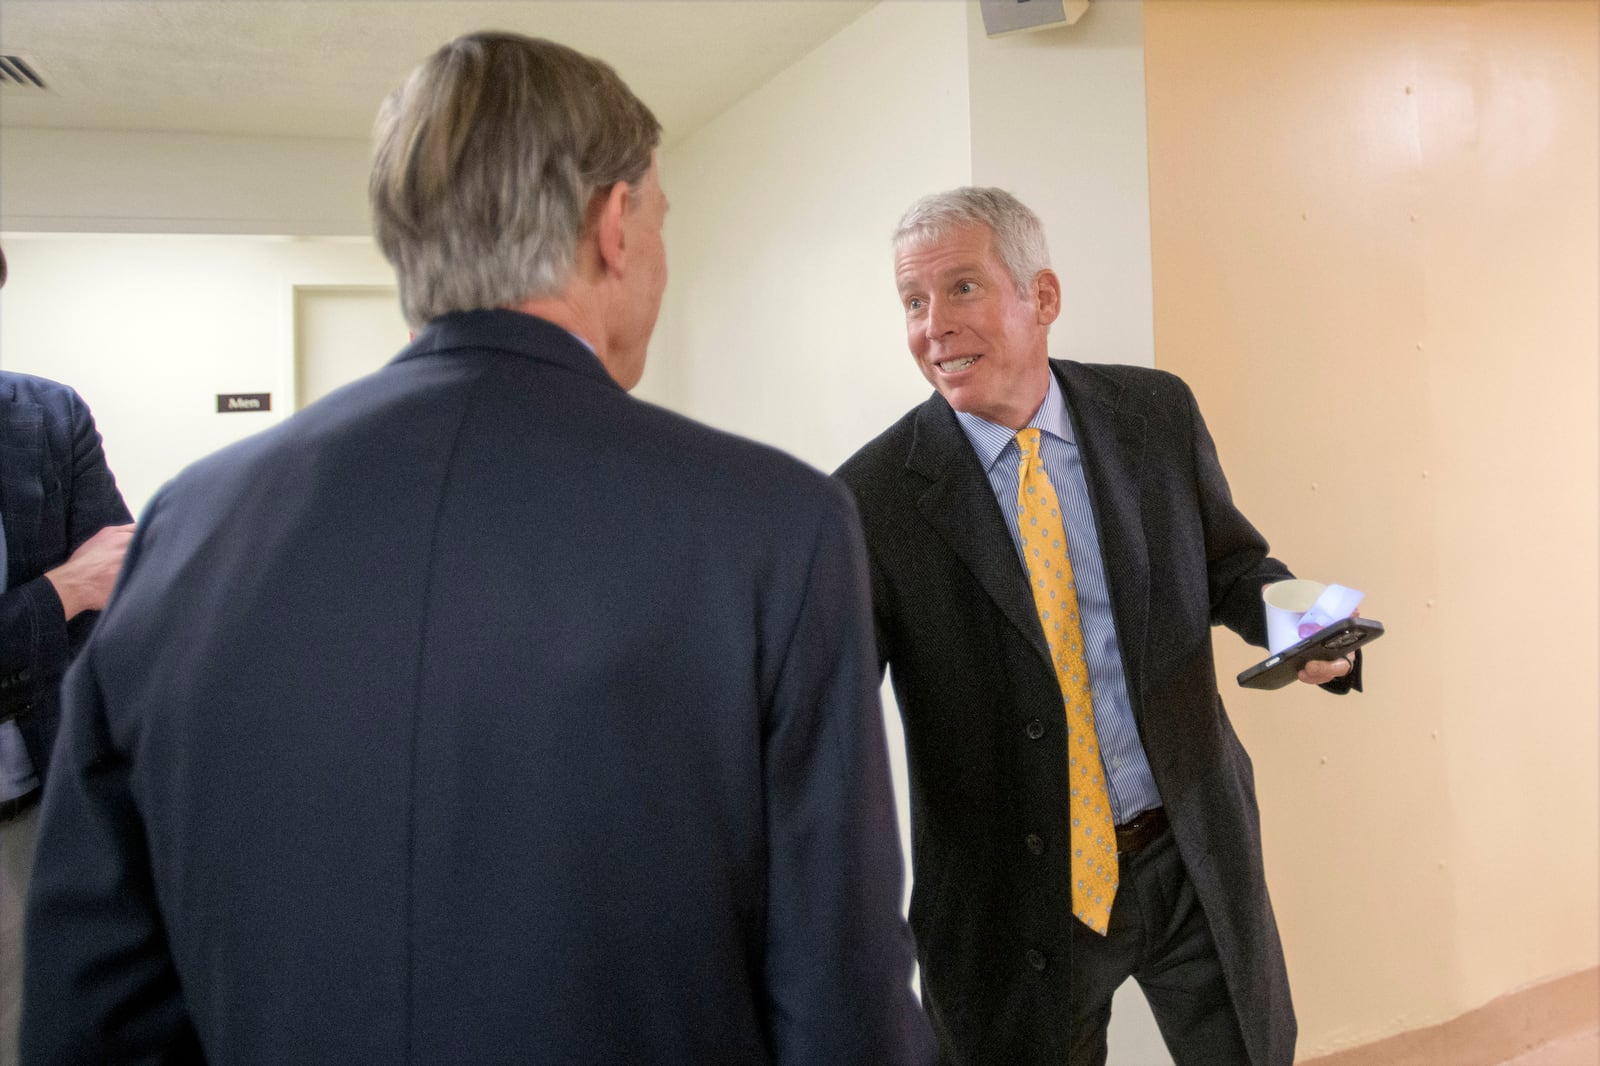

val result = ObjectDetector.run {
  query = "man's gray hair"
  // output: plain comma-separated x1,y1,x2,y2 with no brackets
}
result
371,33,661,328
892,187,1051,296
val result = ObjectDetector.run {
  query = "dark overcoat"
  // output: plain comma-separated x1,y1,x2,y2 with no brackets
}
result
837,359,1308,1066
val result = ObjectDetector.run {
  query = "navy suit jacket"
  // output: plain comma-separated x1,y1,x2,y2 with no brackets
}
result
0,372,131,775
23,310,933,1066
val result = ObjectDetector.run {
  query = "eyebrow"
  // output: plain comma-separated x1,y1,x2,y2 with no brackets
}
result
898,262,986,294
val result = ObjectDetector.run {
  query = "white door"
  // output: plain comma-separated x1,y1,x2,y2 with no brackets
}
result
293,285,410,410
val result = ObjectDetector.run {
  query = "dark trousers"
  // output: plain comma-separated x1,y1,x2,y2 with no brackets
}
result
1068,826,1251,1066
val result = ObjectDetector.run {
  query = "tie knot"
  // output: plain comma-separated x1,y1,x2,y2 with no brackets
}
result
1016,428,1042,460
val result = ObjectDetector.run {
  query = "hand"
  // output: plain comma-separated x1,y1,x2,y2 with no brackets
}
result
1296,607,1360,686
1297,652,1355,686
45,523,135,620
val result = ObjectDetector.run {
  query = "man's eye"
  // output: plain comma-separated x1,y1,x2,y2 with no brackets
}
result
956,282,975,295
907,297,925,311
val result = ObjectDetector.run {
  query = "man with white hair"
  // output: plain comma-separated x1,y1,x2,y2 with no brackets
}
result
836,187,1359,1066
23,33,932,1066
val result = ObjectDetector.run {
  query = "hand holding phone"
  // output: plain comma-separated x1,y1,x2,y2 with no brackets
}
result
1237,617,1384,690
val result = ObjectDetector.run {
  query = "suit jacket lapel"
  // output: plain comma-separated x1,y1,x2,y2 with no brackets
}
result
1057,361,1150,700
905,394,1052,666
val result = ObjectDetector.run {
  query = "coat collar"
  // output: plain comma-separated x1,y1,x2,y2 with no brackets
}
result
392,308,622,393
904,359,1150,686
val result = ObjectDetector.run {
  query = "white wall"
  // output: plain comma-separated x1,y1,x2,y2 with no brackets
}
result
0,129,372,236
0,235,397,515
966,0,1156,369
0,122,389,517
649,0,971,471
1,123,393,515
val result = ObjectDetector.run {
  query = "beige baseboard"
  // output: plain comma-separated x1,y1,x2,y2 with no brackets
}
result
1299,967,1599,1066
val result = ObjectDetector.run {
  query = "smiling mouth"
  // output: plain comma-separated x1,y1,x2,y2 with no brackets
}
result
936,355,980,373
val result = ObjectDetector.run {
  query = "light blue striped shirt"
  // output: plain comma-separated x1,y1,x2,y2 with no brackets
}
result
954,373,1161,824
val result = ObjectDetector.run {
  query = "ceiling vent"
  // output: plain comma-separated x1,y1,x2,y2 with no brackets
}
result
0,55,47,91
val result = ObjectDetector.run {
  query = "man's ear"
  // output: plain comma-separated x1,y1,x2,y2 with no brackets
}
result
595,181,632,276
1033,269,1062,327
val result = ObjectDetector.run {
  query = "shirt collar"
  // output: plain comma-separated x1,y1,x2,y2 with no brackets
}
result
953,370,1074,473
563,328,597,355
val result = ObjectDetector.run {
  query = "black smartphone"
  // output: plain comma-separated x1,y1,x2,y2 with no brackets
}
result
1237,617,1384,690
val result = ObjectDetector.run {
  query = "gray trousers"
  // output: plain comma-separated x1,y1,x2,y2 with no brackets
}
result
0,807,38,1066
1068,825,1254,1066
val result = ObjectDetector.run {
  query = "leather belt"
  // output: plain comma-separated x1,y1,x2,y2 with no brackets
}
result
1115,806,1167,856
0,788,40,825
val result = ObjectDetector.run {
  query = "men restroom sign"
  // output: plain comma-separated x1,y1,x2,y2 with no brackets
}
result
216,393,271,413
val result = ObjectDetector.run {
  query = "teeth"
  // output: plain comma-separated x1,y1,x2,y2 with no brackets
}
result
941,356,978,372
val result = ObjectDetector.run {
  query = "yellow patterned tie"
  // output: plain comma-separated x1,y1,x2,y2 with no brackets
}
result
1015,428,1119,935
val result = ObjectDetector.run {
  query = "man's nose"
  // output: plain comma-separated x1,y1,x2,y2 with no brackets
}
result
924,298,956,339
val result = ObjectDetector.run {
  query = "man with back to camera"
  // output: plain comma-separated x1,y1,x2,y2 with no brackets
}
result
834,188,1360,1066
21,34,934,1066
0,243,135,1066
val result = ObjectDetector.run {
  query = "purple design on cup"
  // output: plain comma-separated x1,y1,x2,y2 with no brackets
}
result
1296,584,1365,640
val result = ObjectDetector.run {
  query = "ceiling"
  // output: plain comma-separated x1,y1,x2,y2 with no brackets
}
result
0,0,876,146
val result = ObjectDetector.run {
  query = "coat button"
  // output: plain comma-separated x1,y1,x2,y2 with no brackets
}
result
1025,949,1047,972
1025,833,1045,856
1025,718,1045,740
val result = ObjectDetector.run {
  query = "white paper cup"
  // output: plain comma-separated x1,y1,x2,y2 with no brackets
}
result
1262,579,1325,654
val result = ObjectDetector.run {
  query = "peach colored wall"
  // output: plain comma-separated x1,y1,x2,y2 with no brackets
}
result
1143,0,1599,1057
